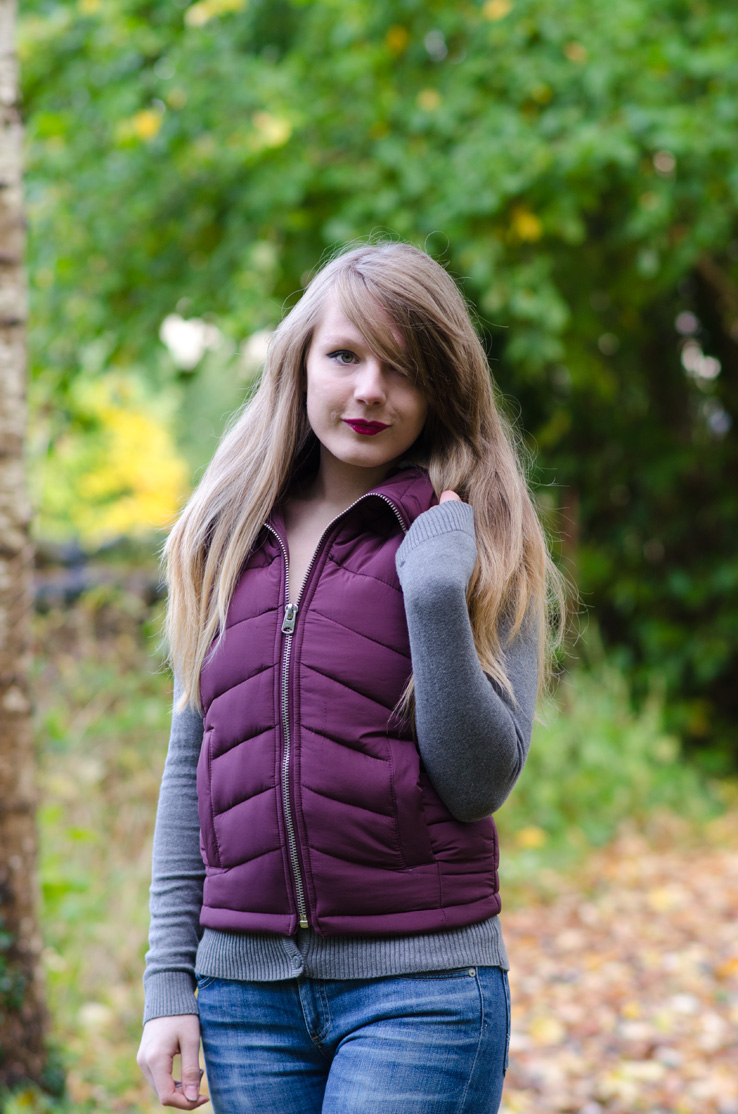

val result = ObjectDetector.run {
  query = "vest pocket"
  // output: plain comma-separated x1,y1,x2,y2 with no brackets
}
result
387,737,436,869
196,728,221,868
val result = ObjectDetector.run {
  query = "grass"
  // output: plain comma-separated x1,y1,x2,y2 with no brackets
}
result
495,658,727,904
1,591,730,1112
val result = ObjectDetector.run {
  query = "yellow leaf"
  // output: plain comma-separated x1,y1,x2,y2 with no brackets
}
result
132,109,162,141
252,111,292,148
515,825,547,849
185,0,246,27
13,1090,38,1110
78,0,101,12
510,206,543,242
621,1060,667,1082
185,2,209,26
498,1092,529,1114
646,885,680,911
528,1014,566,1045
417,89,441,111
715,955,738,980
483,0,513,20
563,41,588,63
653,1009,676,1033
385,25,409,54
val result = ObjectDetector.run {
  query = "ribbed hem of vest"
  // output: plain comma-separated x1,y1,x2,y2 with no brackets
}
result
193,914,509,984
396,500,474,556
142,970,198,1025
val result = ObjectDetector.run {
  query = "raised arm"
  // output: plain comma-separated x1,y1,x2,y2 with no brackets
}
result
395,499,540,822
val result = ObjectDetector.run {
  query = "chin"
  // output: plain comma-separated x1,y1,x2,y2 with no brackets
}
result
342,452,397,471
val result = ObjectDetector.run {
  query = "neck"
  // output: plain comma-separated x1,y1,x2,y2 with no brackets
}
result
305,449,396,512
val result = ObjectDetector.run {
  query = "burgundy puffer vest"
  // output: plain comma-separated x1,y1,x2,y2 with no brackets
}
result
197,465,501,937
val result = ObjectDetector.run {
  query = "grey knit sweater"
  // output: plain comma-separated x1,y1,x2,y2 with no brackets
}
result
143,500,539,1024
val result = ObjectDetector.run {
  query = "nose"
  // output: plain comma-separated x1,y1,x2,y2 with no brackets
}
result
353,356,387,406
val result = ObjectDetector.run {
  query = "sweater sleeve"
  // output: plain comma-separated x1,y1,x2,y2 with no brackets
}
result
395,500,540,822
142,675,206,1025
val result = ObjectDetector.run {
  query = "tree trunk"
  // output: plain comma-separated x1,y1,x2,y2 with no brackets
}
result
0,0,50,1091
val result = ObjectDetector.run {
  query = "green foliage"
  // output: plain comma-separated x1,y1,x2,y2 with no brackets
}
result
18,0,738,760
495,652,726,902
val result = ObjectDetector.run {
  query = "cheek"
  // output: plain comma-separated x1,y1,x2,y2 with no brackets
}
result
306,377,342,426
407,393,429,433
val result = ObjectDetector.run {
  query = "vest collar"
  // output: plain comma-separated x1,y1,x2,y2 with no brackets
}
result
363,463,437,530
269,463,436,538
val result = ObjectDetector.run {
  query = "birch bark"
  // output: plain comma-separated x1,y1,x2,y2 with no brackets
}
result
0,0,49,1089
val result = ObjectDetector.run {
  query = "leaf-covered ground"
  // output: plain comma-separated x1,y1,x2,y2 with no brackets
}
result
500,810,738,1114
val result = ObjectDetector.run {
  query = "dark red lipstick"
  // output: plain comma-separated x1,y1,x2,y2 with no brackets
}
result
343,420,389,436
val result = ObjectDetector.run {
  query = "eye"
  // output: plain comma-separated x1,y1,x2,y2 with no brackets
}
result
327,349,358,365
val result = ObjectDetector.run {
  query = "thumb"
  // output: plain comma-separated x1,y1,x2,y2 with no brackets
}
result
439,489,461,504
180,1032,203,1102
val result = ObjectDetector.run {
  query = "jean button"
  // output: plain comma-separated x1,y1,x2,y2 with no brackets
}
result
468,967,476,976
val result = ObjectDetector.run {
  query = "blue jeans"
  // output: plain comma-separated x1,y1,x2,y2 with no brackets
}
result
196,965,510,1114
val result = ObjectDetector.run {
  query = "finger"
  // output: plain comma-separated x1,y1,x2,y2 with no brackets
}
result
439,489,461,503
150,1052,187,1108
173,1080,210,1109
180,1031,205,1103
160,1079,208,1109
163,1092,210,1109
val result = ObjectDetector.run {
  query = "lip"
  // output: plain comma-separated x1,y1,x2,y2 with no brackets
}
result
342,420,390,435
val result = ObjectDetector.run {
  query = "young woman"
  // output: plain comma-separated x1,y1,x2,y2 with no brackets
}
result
137,241,565,1113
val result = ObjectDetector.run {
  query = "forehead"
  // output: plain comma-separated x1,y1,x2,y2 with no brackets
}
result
311,289,405,352
312,294,365,345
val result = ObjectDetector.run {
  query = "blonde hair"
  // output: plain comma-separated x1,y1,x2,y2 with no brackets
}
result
162,241,568,715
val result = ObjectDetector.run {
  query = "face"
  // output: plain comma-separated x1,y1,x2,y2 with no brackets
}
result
304,293,428,484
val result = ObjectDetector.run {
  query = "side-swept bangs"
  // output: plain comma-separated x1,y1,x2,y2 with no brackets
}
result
330,254,481,446
334,268,423,385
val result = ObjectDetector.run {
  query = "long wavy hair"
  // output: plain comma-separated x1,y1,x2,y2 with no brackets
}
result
162,241,568,715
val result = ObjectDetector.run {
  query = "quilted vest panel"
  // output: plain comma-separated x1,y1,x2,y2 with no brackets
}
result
197,466,502,937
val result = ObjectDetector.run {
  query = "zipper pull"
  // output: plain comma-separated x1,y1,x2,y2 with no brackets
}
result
282,603,299,634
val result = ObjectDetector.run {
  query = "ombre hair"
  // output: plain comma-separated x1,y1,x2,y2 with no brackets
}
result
162,241,568,716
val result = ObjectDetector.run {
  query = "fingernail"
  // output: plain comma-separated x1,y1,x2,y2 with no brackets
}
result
185,1085,199,1100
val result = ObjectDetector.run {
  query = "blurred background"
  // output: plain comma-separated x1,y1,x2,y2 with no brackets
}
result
8,0,738,1110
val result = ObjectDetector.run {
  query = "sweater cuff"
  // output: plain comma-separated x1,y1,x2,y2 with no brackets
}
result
397,501,475,560
142,970,199,1026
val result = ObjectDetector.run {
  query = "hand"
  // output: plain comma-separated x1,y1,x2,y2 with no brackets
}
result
137,1015,209,1109
439,489,462,504
396,487,476,593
